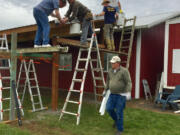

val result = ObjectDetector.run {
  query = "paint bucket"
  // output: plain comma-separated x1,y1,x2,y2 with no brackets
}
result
116,12,125,26
70,23,81,34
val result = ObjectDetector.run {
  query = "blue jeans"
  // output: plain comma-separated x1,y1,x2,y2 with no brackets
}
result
80,18,93,44
33,8,50,45
106,94,126,132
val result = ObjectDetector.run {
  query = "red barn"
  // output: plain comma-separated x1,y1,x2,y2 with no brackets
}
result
0,12,180,103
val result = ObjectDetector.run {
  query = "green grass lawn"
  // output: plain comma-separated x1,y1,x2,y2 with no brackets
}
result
1,91,180,135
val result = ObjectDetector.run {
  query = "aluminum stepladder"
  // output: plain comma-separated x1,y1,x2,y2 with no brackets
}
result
16,59,46,112
59,23,106,125
0,34,24,121
119,16,136,69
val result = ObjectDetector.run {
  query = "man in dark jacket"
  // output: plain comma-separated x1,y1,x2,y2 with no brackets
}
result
62,0,93,45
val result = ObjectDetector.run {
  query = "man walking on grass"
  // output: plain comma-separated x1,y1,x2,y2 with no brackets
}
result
104,56,132,135
33,0,66,48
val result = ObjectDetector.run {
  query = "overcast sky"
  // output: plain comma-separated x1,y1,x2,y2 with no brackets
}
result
0,0,180,30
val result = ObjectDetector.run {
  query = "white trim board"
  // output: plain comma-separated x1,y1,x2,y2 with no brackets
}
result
163,17,180,87
135,30,142,99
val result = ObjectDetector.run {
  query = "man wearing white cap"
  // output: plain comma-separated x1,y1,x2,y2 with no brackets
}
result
104,56,132,135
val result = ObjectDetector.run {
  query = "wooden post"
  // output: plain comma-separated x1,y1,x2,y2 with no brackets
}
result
52,52,59,110
10,32,17,120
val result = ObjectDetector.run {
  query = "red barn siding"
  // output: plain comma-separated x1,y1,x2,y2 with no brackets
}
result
167,23,180,86
140,23,165,97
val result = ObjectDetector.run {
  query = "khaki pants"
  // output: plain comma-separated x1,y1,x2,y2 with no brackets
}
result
104,24,115,51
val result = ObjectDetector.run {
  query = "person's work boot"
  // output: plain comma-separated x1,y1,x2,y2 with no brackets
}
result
111,40,115,51
105,39,112,50
115,131,122,135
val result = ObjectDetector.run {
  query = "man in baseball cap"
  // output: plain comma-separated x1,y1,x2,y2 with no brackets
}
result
103,55,132,135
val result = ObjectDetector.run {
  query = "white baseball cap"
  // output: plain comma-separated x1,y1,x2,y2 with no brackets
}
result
110,56,121,63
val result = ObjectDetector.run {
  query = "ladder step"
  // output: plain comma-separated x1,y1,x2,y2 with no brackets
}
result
3,98,11,101
2,87,10,90
126,18,135,21
123,39,130,42
34,102,40,105
94,77,103,80
31,86,38,89
0,67,10,70
31,107,47,112
3,109,10,112
0,38,6,40
67,100,79,104
96,93,103,97
70,89,81,93
29,78,35,81
76,68,86,72
78,58,88,61
92,68,102,72
95,85,105,88
90,59,97,62
2,76,10,80
72,79,83,82
62,111,78,116
80,48,89,51
32,94,39,97
120,46,129,49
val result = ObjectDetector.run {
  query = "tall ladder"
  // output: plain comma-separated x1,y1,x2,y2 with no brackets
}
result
16,59,46,112
0,34,24,121
119,16,136,69
59,31,106,125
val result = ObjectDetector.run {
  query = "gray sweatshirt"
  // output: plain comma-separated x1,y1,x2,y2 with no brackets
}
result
105,66,132,94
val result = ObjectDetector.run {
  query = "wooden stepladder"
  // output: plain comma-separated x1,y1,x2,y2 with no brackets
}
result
59,30,106,125
119,16,136,69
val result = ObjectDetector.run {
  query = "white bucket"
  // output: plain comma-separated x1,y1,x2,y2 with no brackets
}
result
116,13,125,26
70,23,81,34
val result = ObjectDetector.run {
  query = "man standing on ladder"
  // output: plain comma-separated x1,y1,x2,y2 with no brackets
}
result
96,0,118,51
62,0,93,45
33,0,66,48
103,56,132,135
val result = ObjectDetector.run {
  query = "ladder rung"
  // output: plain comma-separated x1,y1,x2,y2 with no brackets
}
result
2,87,10,90
124,32,132,35
72,79,83,82
95,85,104,88
3,109,10,112
29,78,35,81
126,18,135,21
120,46,129,49
32,94,39,97
0,67,10,70
90,59,97,62
34,102,40,105
29,70,34,72
31,86,38,89
70,89,81,93
76,68,86,72
123,39,130,42
2,76,10,80
3,98,11,101
78,58,88,61
96,93,103,96
67,100,79,104
62,111,78,116
94,77,103,80
31,107,47,112
80,48,88,51
92,68,102,72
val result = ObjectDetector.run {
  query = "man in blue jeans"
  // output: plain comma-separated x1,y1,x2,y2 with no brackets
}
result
104,56,132,135
33,0,66,48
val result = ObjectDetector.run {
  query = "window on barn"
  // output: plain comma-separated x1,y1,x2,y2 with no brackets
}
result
104,53,118,72
59,54,72,71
